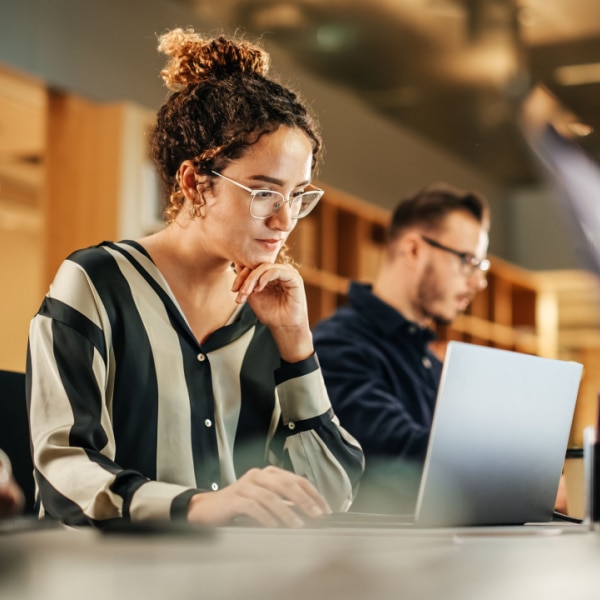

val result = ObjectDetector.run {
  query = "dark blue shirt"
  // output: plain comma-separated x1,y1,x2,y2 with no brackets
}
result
313,282,443,511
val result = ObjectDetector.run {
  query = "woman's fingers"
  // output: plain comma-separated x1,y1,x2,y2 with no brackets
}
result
240,467,330,524
187,466,330,528
232,263,298,294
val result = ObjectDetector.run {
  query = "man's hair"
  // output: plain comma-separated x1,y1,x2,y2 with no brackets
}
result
387,182,489,242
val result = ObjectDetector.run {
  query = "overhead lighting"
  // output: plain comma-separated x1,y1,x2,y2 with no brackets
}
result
554,63,600,86
566,121,594,138
315,24,359,52
521,85,594,140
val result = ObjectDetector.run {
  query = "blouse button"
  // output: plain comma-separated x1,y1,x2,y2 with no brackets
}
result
288,422,296,430
211,482,219,491
422,356,432,369
197,353,206,362
408,325,417,334
204,418,212,428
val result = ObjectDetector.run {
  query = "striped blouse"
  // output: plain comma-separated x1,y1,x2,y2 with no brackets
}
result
26,241,364,526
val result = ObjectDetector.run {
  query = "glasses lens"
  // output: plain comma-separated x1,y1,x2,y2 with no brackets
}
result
250,190,323,219
479,258,491,273
293,191,322,218
250,190,284,219
464,256,490,275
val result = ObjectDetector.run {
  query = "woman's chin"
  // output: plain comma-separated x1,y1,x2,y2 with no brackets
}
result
240,253,279,269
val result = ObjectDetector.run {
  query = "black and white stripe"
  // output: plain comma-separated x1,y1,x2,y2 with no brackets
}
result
27,241,364,525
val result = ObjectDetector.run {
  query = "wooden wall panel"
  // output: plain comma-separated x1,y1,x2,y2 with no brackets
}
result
45,93,123,285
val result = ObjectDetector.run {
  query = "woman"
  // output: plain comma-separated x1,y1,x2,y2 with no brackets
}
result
27,28,364,528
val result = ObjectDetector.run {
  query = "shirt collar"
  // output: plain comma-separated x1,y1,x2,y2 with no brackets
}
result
347,281,437,344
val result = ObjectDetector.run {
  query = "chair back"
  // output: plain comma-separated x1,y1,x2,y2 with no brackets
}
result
0,370,35,514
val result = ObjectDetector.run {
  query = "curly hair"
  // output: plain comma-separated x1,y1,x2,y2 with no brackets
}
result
149,28,323,243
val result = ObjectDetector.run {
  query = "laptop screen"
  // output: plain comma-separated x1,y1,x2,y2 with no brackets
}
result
414,341,582,527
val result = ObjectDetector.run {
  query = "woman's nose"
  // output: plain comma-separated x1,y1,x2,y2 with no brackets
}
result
268,200,295,231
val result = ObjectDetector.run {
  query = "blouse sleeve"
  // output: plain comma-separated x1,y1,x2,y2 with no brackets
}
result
27,259,196,526
272,354,365,512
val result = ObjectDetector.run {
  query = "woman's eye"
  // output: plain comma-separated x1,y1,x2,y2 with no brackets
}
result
253,190,277,201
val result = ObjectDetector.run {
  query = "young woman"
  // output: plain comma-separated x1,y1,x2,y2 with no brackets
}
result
27,28,364,528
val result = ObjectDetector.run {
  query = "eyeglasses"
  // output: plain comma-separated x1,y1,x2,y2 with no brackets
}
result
421,235,490,275
211,171,324,220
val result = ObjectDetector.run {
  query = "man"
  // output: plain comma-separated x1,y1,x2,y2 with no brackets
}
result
312,182,490,512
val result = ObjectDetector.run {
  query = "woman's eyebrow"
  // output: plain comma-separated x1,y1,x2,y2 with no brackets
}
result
247,174,311,187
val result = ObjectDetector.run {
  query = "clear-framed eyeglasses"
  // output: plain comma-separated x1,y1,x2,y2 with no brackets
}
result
421,235,491,275
211,170,324,220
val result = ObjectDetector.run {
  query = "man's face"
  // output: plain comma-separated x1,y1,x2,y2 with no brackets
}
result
414,211,489,325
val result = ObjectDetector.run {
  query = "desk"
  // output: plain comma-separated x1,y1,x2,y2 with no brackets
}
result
1,523,599,599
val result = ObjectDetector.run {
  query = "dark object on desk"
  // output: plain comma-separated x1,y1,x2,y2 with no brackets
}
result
0,370,35,514
100,518,215,538
592,443,600,522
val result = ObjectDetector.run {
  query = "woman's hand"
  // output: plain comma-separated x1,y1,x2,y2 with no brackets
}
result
186,466,331,528
232,263,314,362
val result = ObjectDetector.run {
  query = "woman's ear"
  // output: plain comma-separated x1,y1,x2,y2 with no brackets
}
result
178,160,207,200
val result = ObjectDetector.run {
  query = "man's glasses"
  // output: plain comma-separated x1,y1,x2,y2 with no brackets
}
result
211,171,324,220
421,235,491,275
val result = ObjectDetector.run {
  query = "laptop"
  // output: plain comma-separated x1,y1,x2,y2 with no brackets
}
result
413,341,581,527
308,341,583,529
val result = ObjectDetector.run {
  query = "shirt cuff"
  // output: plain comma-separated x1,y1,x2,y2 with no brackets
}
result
129,481,198,522
275,352,320,385
276,360,331,424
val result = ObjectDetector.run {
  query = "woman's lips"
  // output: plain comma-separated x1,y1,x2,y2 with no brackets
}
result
257,239,283,252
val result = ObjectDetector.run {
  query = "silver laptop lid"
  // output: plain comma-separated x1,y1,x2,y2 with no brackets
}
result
415,341,582,527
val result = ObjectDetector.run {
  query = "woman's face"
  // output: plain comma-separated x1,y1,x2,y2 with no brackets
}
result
198,126,315,269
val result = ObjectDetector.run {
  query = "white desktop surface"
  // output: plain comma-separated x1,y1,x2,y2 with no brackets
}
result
1,523,598,599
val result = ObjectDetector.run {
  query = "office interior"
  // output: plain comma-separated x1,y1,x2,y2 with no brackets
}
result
1,3,600,453
3,3,600,597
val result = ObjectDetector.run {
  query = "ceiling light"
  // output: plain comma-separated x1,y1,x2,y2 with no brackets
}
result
554,63,600,86
315,25,359,52
566,122,594,137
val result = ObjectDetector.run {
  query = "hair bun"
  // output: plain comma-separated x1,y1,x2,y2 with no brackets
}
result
157,27,271,91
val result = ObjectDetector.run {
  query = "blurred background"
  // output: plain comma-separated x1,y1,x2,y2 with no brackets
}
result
3,1,600,262
1,0,600,435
